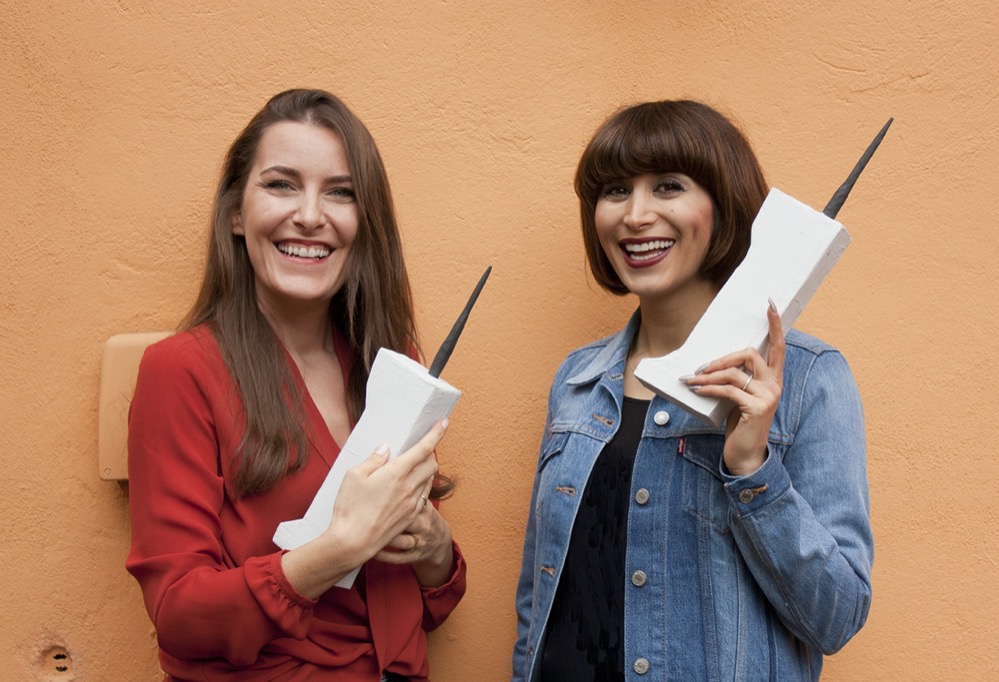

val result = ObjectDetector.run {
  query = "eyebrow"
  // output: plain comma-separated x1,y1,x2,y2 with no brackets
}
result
260,165,353,184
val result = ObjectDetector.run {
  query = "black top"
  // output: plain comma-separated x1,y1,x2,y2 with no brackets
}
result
539,397,649,682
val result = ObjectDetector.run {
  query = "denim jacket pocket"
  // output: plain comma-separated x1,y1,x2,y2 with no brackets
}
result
537,431,570,474
681,433,731,532
534,431,570,518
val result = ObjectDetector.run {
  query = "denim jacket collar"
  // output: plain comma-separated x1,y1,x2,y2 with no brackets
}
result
565,310,640,387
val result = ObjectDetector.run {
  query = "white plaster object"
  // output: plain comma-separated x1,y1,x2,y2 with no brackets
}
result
634,188,851,426
273,348,461,588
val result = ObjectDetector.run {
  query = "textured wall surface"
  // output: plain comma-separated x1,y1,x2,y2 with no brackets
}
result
2,0,997,679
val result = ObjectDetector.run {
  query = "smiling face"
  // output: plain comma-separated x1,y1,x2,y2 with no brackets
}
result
231,121,359,316
595,172,717,308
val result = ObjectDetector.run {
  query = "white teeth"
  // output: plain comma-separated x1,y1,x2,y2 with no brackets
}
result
277,243,331,259
624,239,674,254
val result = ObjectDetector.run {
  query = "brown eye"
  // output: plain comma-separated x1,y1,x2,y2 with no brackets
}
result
656,179,683,193
601,184,629,198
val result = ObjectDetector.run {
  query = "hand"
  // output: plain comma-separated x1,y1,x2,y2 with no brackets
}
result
325,419,448,562
282,420,449,600
374,495,455,588
681,301,785,476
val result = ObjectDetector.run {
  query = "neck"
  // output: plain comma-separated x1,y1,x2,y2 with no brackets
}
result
631,281,718,359
256,294,333,358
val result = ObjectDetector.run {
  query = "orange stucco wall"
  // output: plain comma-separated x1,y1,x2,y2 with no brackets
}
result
3,1,998,679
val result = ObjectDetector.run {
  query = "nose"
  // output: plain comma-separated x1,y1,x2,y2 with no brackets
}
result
294,191,326,231
622,190,655,230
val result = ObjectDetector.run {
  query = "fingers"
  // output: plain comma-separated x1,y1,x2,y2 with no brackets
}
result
373,506,451,572
381,532,420,553
362,420,446,491
393,419,448,471
766,298,786,381
684,365,766,402
373,514,431,564
393,420,447,491
374,545,419,564
357,420,445,533
672,301,786,477
352,443,390,476
683,300,786,394
420,476,434,506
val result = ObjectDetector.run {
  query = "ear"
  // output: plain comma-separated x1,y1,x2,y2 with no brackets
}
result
231,209,244,236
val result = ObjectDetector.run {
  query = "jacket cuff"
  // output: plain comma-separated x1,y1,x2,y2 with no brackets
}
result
720,444,791,516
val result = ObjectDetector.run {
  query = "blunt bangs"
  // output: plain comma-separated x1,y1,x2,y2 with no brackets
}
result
576,103,718,208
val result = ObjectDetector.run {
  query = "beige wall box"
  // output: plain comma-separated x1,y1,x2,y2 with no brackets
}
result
98,332,171,480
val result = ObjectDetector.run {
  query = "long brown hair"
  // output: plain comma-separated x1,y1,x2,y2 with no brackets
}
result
574,100,769,293
184,89,441,498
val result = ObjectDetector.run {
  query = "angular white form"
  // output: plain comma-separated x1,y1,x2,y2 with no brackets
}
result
635,188,851,426
272,348,461,588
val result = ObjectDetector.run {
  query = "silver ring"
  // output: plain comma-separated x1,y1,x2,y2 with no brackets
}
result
420,494,428,508
742,375,754,391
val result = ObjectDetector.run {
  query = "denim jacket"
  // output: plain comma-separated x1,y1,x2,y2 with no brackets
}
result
513,314,873,681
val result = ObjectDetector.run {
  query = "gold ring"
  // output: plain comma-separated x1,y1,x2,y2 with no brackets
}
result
743,375,754,391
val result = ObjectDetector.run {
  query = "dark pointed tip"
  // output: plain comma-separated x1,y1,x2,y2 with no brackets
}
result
428,266,492,378
823,117,893,219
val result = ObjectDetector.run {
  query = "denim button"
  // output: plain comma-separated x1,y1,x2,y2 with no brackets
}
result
738,489,757,503
631,570,647,587
653,410,670,425
635,488,650,505
633,658,650,674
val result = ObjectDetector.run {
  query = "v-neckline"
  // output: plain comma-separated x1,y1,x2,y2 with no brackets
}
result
278,323,355,470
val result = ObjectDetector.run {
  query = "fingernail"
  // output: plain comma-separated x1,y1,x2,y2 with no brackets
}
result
695,363,710,375
374,443,389,456
679,375,694,383
441,418,449,430
768,297,778,313
689,385,703,393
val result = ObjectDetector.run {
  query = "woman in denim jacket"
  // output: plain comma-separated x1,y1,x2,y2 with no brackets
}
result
513,101,873,681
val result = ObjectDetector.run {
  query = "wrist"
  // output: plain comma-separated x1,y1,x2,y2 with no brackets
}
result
724,449,767,477
414,535,453,588
283,530,370,600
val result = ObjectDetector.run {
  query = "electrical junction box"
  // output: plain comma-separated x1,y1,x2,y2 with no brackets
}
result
98,332,171,480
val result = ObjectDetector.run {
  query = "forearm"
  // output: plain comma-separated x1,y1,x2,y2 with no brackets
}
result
420,540,468,631
128,338,316,663
726,444,872,653
130,553,314,664
280,530,370,600
512,473,543,682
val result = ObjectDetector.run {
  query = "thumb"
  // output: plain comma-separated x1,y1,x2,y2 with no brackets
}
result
353,443,390,476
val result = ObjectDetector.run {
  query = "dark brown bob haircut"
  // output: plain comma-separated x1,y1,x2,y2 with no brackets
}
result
574,100,769,294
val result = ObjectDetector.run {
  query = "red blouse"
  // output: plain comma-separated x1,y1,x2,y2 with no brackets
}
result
126,326,466,681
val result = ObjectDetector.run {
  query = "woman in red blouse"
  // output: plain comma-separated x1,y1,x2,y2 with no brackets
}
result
126,89,466,681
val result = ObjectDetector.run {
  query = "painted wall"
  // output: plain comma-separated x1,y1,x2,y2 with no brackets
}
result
3,0,997,679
